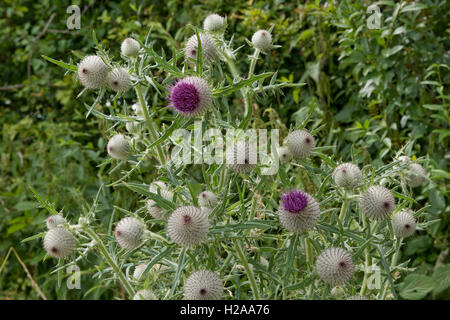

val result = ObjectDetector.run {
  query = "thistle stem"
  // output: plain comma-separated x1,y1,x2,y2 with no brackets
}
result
85,228,135,298
135,84,166,165
233,239,260,299
338,195,349,222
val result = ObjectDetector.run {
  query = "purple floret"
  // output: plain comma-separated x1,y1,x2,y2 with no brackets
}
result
281,190,308,213
169,82,200,113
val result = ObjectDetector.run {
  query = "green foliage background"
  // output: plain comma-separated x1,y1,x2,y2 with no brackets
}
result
0,0,448,299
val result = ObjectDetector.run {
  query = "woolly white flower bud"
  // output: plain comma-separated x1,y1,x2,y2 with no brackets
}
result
198,191,218,208
277,146,292,164
251,30,272,51
46,215,66,229
133,289,157,300
121,38,140,57
107,134,130,160
133,264,147,281
347,295,369,300
167,206,209,247
287,130,315,159
203,14,225,32
126,121,141,134
184,270,223,300
146,200,164,219
316,247,354,285
332,163,362,190
107,67,131,92
406,163,426,188
392,209,416,238
226,140,256,174
43,227,76,258
77,55,108,89
185,33,217,65
114,217,144,250
361,185,395,221
278,190,320,233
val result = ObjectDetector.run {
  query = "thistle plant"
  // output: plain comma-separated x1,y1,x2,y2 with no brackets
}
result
33,13,433,301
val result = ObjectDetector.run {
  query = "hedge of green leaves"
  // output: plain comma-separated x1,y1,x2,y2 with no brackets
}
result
0,0,448,299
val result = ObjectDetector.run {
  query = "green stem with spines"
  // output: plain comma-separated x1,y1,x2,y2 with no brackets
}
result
233,239,260,300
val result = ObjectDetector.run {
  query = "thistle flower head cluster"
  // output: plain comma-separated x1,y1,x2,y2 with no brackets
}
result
43,227,76,258
203,14,225,32
114,217,144,250
77,55,108,89
168,77,213,118
198,191,218,208
332,163,362,190
287,130,315,159
185,33,217,65
278,190,320,233
226,140,256,174
184,270,223,300
107,134,130,160
392,209,416,238
251,30,272,51
107,67,131,92
167,206,210,247
316,247,354,285
361,185,395,221
46,215,66,229
133,289,157,300
121,38,140,57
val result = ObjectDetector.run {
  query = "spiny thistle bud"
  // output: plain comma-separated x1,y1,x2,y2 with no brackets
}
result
184,270,223,300
277,146,292,164
198,191,218,208
46,215,66,229
203,14,225,32
392,209,416,238
316,247,354,286
332,163,362,190
133,264,147,281
347,295,369,300
251,30,272,51
406,163,426,188
287,130,315,159
226,140,256,174
43,227,76,258
126,121,141,134
107,67,131,92
361,185,395,221
133,289,157,300
278,190,320,233
121,38,140,57
114,217,144,250
185,33,217,65
167,206,209,247
77,55,108,89
107,134,130,160
146,200,164,219
168,77,213,118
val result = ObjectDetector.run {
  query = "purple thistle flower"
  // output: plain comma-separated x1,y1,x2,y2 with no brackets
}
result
168,76,212,118
281,190,308,213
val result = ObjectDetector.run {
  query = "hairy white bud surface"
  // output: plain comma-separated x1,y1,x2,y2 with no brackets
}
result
406,163,426,188
203,14,225,32
77,55,108,89
392,209,416,238
185,33,217,65
251,30,272,51
107,134,130,160
361,185,395,221
184,270,223,300
277,146,292,164
107,67,131,92
114,217,144,250
46,215,66,229
121,38,140,57
198,191,218,208
316,247,354,285
332,163,362,190
43,227,76,258
167,206,209,247
287,130,315,159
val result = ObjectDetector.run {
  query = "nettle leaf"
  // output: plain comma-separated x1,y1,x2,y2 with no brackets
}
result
399,274,436,300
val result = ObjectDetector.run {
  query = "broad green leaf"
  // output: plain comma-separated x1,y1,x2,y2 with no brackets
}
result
399,274,436,300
